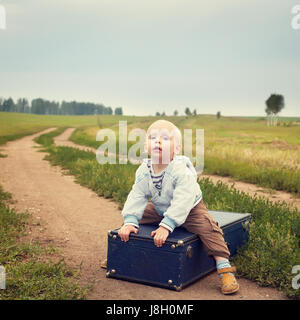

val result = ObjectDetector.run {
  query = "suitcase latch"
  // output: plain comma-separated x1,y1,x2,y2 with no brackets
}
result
171,240,185,249
242,220,250,230
186,245,193,258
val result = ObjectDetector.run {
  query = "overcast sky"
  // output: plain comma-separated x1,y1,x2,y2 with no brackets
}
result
0,0,299,116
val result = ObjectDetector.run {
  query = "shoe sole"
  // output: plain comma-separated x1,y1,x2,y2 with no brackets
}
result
100,259,107,269
222,284,240,295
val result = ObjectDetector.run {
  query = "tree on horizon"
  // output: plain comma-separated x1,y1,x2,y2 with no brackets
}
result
185,107,191,116
265,94,285,126
114,107,123,115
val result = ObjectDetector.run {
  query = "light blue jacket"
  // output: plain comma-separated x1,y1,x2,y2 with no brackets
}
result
121,155,202,232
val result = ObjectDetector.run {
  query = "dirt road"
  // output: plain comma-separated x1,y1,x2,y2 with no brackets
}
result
0,128,287,300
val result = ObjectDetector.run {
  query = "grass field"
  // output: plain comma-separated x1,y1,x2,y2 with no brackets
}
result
0,112,144,146
1,111,300,194
68,115,300,194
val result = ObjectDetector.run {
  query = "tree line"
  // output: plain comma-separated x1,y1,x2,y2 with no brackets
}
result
155,93,285,123
155,108,217,117
0,97,123,115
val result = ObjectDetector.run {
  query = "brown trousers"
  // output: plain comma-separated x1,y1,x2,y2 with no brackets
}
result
139,199,230,259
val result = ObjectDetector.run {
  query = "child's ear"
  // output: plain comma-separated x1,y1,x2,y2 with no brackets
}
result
144,141,149,154
174,143,182,155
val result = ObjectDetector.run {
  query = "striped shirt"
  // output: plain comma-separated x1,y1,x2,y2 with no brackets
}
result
147,161,166,196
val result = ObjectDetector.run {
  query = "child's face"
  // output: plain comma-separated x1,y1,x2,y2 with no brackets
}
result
145,125,180,164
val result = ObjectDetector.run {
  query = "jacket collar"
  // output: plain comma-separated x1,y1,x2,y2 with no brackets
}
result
143,155,197,178
144,156,177,176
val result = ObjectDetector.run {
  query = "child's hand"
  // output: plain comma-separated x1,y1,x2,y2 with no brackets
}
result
151,226,170,247
118,225,138,242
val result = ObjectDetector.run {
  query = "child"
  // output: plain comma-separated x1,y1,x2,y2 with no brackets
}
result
110,119,239,294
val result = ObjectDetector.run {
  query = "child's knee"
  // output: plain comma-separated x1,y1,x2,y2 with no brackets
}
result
201,213,223,235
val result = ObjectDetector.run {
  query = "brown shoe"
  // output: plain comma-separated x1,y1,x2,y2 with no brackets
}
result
100,258,107,269
217,266,239,295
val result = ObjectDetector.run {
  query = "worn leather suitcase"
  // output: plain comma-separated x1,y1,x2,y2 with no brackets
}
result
106,211,251,291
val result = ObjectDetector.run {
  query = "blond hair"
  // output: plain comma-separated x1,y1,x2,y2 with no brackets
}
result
147,119,182,148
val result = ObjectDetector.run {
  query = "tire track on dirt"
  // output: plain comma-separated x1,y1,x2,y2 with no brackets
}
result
0,128,287,300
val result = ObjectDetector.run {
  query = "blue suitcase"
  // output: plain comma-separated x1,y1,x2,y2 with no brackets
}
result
106,211,251,291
